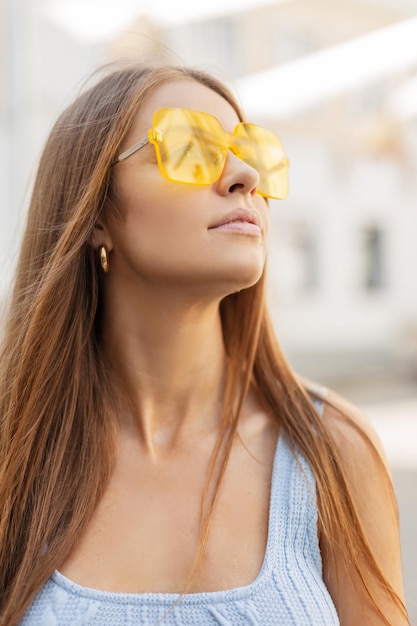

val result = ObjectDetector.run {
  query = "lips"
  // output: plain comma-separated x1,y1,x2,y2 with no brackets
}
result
208,208,262,230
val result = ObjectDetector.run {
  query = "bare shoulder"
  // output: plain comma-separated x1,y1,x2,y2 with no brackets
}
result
319,387,391,474
306,384,408,624
315,385,399,548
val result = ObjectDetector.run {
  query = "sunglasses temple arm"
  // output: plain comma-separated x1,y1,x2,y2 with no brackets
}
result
117,137,150,162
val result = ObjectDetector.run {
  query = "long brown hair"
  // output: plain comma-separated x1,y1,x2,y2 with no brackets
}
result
0,63,408,625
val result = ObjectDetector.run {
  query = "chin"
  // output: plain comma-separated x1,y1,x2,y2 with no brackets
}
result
215,262,265,295
230,254,265,282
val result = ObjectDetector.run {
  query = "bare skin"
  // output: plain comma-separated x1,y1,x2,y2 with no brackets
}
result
62,79,275,594
320,391,408,625
61,80,407,624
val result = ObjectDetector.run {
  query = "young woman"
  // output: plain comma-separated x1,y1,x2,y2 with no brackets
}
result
0,64,409,625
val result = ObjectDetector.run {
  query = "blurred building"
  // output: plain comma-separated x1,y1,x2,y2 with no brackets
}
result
159,0,417,391
2,0,417,392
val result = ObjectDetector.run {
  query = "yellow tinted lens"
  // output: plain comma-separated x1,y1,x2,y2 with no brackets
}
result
234,123,289,199
150,109,226,185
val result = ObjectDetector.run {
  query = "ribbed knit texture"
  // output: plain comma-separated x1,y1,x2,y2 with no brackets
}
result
21,420,340,624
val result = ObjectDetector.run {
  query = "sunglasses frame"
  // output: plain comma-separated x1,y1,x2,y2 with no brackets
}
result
116,108,289,200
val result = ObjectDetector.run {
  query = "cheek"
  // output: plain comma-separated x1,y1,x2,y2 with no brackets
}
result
123,190,204,244
112,185,209,273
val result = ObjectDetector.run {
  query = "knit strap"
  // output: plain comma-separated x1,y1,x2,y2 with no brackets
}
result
265,397,324,574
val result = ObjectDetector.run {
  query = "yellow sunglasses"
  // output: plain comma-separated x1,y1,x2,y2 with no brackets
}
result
117,108,289,200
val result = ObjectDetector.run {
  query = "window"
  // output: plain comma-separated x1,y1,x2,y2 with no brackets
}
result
275,220,319,299
363,225,385,291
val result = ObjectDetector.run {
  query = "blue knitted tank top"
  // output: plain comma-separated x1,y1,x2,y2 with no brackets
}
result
21,434,340,625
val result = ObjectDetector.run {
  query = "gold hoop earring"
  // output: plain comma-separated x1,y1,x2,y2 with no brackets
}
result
98,244,109,273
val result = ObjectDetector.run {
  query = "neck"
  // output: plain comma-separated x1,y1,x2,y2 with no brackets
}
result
101,285,228,456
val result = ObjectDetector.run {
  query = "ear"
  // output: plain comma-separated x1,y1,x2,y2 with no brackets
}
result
89,223,114,251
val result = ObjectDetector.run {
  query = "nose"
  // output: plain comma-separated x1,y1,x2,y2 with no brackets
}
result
215,151,260,197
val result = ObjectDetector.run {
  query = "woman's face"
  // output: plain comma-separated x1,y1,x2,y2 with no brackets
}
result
105,79,269,299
